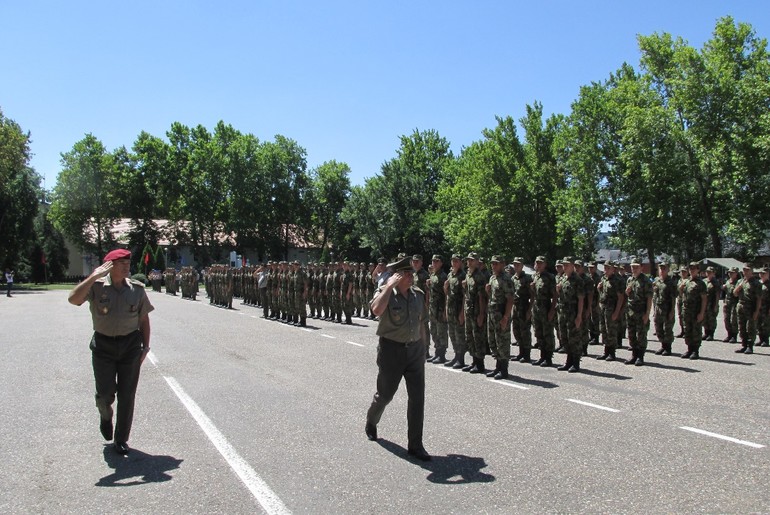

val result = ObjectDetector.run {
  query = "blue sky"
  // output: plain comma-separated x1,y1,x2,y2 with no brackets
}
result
2,1,768,190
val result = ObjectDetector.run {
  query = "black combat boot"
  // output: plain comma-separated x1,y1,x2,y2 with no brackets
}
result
568,354,581,373
606,348,616,361
681,341,692,359
635,350,644,366
518,349,531,364
494,360,509,380
453,354,467,369
433,352,447,365
744,344,754,354
655,347,666,355
469,357,486,374
624,349,638,365
444,356,457,368
722,334,732,343
300,316,306,327
735,343,747,353
596,345,610,360
485,361,500,377
539,353,553,367
558,355,573,371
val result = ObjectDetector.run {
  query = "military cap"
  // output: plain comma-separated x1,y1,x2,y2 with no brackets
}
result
104,248,131,262
466,252,479,260
605,261,616,268
575,259,584,267
588,261,597,267
412,254,423,261
555,260,563,266
513,256,524,264
431,254,443,262
490,255,505,263
743,262,753,269
658,262,668,269
561,256,574,265
680,265,688,272
630,258,641,266
688,261,701,269
388,256,413,272
397,252,407,259
761,267,770,274
377,257,386,264
478,257,486,264
369,262,375,267
535,255,546,263
706,266,715,272
451,253,462,261
728,266,739,273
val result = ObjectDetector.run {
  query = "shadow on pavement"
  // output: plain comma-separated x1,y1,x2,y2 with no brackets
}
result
376,439,495,485
639,361,700,373
689,355,754,366
505,374,559,389
96,446,183,487
574,368,632,380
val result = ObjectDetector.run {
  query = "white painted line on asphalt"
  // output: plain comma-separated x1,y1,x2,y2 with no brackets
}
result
437,366,464,373
147,351,158,366
164,376,292,515
566,399,620,413
488,379,529,390
680,426,765,449
320,334,336,339
251,316,259,319
346,341,364,347
301,328,313,332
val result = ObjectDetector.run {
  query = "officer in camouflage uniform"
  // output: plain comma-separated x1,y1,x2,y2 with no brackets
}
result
624,259,653,366
462,252,488,374
721,267,740,343
342,261,355,324
703,266,720,341
426,255,449,364
596,261,625,361
554,260,565,353
531,256,557,367
411,255,431,359
676,266,690,338
680,262,707,359
587,262,601,345
484,256,514,379
444,254,467,369
652,263,677,356
292,260,308,327
510,257,533,364
556,257,585,372
758,268,770,347
351,263,361,318
575,260,593,356
734,263,762,354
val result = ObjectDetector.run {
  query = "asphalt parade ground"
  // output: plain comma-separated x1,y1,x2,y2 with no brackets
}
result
2,289,768,514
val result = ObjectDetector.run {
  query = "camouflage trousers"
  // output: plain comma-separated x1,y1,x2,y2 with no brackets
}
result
294,293,306,319
589,304,601,342
626,309,649,352
653,306,674,348
511,304,532,351
723,301,738,337
447,316,466,356
601,306,619,350
560,309,582,362
429,313,449,354
704,307,718,337
682,310,703,351
464,310,486,359
759,311,770,343
737,304,758,345
532,306,555,356
487,309,511,360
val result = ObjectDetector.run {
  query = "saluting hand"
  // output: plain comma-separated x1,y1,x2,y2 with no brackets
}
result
92,261,113,279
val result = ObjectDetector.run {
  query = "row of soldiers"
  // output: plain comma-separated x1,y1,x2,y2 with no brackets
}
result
406,253,768,381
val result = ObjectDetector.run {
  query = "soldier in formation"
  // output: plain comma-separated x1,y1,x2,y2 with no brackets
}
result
164,267,178,295
623,259,652,366
179,266,199,300
652,263,677,356
596,261,624,361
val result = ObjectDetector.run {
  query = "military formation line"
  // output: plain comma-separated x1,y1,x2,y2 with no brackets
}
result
154,253,769,379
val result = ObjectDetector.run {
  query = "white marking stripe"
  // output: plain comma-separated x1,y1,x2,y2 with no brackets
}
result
147,351,158,366
164,377,292,514
680,426,765,449
437,366,463,373
346,341,364,347
566,399,620,413
488,379,528,390
320,334,336,339
301,328,312,332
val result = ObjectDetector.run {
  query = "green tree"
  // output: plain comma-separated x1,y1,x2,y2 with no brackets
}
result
0,109,40,268
638,16,770,256
50,134,118,261
309,160,352,253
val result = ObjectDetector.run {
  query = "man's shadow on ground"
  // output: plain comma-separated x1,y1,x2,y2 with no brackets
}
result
377,439,495,485
96,446,183,487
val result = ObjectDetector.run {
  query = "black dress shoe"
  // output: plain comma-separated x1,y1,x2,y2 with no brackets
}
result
114,442,129,455
100,418,113,441
365,423,378,441
407,447,432,461
567,365,580,373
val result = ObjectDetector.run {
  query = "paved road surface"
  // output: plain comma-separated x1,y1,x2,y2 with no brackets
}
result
1,290,768,513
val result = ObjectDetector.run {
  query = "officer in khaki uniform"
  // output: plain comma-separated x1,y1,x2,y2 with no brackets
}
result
365,257,430,462
68,249,154,456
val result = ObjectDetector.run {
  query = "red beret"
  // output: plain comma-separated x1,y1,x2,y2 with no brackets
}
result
104,249,131,262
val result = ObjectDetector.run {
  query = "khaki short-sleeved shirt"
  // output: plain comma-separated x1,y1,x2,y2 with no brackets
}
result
87,276,154,336
373,286,427,343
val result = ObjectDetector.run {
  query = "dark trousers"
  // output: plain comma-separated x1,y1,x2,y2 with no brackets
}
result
366,337,425,449
90,331,143,443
